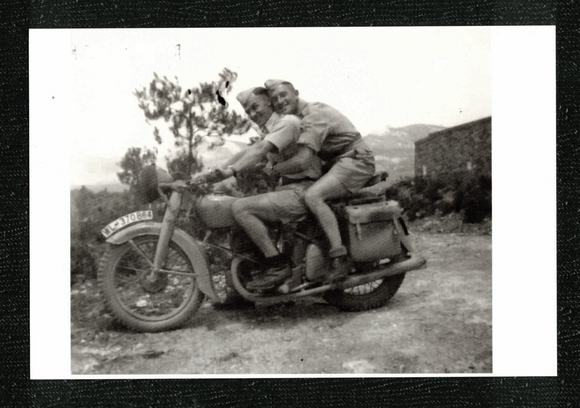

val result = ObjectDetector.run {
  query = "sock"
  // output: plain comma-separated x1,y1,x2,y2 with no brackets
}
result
328,246,348,258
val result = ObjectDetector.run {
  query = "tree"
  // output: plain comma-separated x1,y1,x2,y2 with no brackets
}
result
133,68,250,176
117,147,157,190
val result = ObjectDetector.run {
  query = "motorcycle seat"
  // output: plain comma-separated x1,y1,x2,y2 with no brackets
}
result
363,171,388,188
349,171,389,201
323,171,389,209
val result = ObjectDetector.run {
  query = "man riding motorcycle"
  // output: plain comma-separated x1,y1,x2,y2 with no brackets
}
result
211,86,322,290
263,79,376,283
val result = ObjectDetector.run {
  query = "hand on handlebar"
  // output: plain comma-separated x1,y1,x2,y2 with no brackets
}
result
254,162,267,172
191,170,212,184
261,162,279,177
211,167,235,181
192,167,233,185
170,179,189,192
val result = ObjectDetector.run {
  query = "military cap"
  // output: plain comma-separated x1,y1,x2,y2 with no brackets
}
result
236,87,258,106
264,79,295,92
236,86,269,107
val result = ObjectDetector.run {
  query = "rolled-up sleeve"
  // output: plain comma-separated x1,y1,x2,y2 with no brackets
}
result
264,115,300,153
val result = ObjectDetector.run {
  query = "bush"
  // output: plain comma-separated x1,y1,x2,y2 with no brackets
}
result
386,172,491,222
71,187,142,281
462,175,492,223
71,239,97,282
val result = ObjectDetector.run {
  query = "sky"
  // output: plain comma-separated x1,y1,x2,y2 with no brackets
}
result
66,27,492,186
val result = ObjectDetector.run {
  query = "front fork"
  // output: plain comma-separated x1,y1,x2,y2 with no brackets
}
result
151,190,182,275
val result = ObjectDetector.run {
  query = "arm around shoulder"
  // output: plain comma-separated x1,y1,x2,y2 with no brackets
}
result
230,139,275,173
274,145,316,175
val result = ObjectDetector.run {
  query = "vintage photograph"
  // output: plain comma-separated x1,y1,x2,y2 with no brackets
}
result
65,27,492,375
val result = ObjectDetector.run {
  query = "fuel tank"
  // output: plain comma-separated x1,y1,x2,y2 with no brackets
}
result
195,193,239,228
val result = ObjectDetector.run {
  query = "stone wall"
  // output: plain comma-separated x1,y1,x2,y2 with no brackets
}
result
414,117,491,177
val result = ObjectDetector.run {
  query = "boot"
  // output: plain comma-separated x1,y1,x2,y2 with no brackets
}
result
246,254,291,290
323,246,351,284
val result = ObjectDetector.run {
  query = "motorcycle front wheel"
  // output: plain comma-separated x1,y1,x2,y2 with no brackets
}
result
99,235,205,332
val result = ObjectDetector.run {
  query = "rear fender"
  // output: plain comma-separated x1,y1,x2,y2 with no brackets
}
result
106,222,219,302
394,217,414,253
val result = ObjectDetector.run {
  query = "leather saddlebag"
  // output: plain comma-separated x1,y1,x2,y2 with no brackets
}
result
343,200,404,262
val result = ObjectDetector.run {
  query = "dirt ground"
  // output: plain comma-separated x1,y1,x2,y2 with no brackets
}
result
71,228,492,375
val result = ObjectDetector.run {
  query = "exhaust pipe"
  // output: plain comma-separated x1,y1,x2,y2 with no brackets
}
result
336,254,426,290
230,254,427,304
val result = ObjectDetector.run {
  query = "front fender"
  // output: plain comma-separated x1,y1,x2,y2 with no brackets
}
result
106,222,220,302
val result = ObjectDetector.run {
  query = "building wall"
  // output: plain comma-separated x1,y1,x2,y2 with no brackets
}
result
414,117,491,177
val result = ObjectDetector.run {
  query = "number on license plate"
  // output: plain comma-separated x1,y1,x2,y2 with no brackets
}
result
101,210,153,238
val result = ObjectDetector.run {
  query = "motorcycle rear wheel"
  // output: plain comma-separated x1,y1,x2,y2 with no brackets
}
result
323,254,406,312
99,235,205,332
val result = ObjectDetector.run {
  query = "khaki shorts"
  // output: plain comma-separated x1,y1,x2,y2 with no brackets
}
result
327,148,376,193
265,180,315,224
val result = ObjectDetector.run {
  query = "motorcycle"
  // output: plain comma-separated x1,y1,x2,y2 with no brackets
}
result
98,165,427,332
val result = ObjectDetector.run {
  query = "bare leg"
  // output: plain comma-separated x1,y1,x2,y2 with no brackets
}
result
304,173,350,254
232,195,280,258
232,195,294,290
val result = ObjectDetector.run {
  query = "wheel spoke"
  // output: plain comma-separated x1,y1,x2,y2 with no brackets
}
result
115,273,140,285
157,268,193,276
117,264,148,274
158,249,193,276
344,278,383,295
128,239,155,268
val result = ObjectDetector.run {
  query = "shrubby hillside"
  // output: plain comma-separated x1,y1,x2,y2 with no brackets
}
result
385,172,491,224
71,187,146,282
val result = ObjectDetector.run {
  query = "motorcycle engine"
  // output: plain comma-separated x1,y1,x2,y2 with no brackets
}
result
304,243,330,281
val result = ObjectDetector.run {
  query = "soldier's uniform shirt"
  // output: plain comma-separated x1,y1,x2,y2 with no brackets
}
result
251,112,322,224
261,112,321,181
295,98,375,193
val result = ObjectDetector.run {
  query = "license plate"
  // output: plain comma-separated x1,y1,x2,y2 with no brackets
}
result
101,210,153,238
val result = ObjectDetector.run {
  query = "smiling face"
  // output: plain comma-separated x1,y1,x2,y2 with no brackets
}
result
243,93,274,127
268,83,300,115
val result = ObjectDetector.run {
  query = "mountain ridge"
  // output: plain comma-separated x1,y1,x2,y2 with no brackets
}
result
363,123,446,183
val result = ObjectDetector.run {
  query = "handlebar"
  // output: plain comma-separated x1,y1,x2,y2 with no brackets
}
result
156,167,232,203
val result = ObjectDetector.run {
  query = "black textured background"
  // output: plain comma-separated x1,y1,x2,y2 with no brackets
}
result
4,0,579,406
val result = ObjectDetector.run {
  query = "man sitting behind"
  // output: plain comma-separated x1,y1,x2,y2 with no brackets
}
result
263,79,376,283
215,86,321,290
